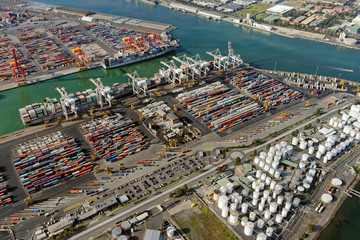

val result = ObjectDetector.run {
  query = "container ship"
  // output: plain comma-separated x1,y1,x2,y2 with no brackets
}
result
101,31,179,69
19,74,166,126
138,0,157,5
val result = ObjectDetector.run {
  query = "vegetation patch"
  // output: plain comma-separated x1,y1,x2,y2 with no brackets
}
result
237,4,272,17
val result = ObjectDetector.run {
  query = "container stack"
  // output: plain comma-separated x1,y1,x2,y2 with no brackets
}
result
229,71,302,107
19,99,62,125
0,38,36,81
12,132,91,194
0,175,11,206
19,31,73,70
83,114,150,163
176,82,265,132
50,26,94,47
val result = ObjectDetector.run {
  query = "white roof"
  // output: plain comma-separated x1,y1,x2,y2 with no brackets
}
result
144,229,161,240
266,5,294,14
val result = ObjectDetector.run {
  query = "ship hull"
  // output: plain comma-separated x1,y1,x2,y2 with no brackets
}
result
139,0,157,6
101,47,176,69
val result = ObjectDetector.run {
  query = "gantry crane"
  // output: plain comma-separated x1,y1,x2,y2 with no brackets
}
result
126,71,148,97
160,60,183,86
186,54,210,78
10,48,27,86
148,30,166,48
135,34,150,49
227,40,243,68
206,48,228,71
172,55,199,82
73,46,89,70
123,36,140,53
89,78,114,109
56,87,78,121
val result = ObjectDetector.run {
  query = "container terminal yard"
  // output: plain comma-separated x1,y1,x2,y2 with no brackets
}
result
0,0,177,91
0,33,359,240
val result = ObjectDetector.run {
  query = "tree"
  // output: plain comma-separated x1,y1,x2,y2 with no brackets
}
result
291,130,299,137
307,224,316,233
316,118,320,124
235,156,241,166
266,143,271,150
182,184,189,193
174,188,183,197
314,108,321,116
251,139,261,146
355,100,360,105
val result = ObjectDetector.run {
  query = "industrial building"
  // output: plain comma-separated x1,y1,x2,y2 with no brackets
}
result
143,229,161,240
352,14,360,25
265,5,294,16
47,217,74,236
169,3,199,14
81,16,97,22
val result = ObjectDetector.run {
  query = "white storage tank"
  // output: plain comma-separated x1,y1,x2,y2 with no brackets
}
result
264,164,270,172
218,195,228,209
259,160,265,168
293,197,301,207
305,175,314,184
227,183,233,194
299,162,306,170
356,132,360,140
343,125,352,135
277,195,284,205
275,170,281,179
269,202,278,213
303,183,311,192
167,227,175,238
323,156,328,164
281,208,288,218
275,184,283,194
253,191,260,200
264,209,271,220
244,222,254,236
254,156,260,165
256,170,262,178
350,129,356,137
252,198,258,206
220,186,227,196
275,214,283,224
260,151,267,160
302,154,309,162
318,144,326,154
258,203,265,211
285,192,293,202
285,201,292,211
249,211,256,221
299,141,307,150
241,216,248,226
257,219,265,229
222,206,229,218
292,137,299,145
308,146,315,155
331,178,342,187
261,173,267,181
241,202,248,214
287,145,293,155
261,197,266,205
316,151,322,159
266,156,272,165
270,181,276,190
242,189,249,197
263,190,270,199
269,168,275,176
265,176,271,186
297,185,305,193
230,202,237,211
266,227,274,237
329,117,335,126
229,210,239,225
321,193,333,204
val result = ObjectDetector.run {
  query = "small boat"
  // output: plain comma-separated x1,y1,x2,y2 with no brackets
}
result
138,0,157,6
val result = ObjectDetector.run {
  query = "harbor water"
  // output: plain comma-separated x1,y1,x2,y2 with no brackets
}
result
1,0,359,137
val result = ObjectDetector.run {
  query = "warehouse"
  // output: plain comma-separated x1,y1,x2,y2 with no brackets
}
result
169,3,199,13
47,218,74,236
143,229,161,240
266,5,294,16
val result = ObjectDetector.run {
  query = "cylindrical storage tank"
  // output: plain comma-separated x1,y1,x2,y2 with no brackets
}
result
302,154,309,162
256,232,267,240
249,211,256,221
289,183,297,191
266,157,272,165
329,117,335,126
167,227,175,238
331,178,342,187
299,141,307,150
267,196,272,204
308,140,313,147
274,155,281,162
295,169,303,177
323,156,328,164
325,142,332,151
287,145,293,156
333,120,339,128
316,151,322,159
272,160,280,169
112,227,122,239
265,176,271,186
220,186,227,196
336,145,342,154
264,164,270,172
340,133,346,139
319,144,326,155
263,190,270,199
218,196,228,209
229,210,239,225
261,173,267,181
227,183,233,194
257,219,265,229
276,214,283,224
270,181,276,190
230,202,237,211
275,170,281,179
285,201,292,211
281,208,288,218
350,129,356,137
308,169,317,177
259,160,265,169
241,203,248,214
256,170,262,178
331,148,338,156
244,222,254,236
277,195,284,205
356,132,360,140
269,202,278,213
303,183,311,192
343,125,351,135
264,209,271,220
256,185,262,193
253,191,260,200
299,162,306,170
275,184,283,194
242,189,249,197
292,137,299,145
254,156,260,165
308,146,315,155
260,197,266,205
266,227,274,237
252,198,258,207
260,152,267,160
252,181,257,189
241,216,248,226
267,151,274,159
222,206,229,218
258,203,265,212
275,144,282,151
272,192,277,199
297,185,305,193
326,151,333,161
213,190,220,202
285,192,293,203
305,175,314,184
293,197,301,207
269,168,275,176
321,194,333,204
